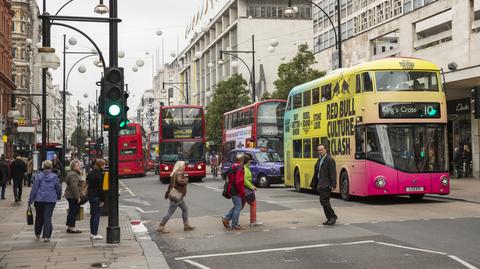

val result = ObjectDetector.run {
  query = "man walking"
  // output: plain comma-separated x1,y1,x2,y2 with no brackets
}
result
10,156,27,202
310,144,338,226
0,155,9,200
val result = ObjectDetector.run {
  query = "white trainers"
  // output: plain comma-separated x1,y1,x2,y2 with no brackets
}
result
249,222,263,227
91,234,104,240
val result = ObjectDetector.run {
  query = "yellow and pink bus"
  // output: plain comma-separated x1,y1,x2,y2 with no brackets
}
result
284,57,450,200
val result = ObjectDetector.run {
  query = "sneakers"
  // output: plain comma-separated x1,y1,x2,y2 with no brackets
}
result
91,234,103,240
184,223,196,231
43,238,50,242
221,217,230,229
156,224,169,234
249,221,263,227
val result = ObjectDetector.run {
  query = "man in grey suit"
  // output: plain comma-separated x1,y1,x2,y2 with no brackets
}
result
310,144,338,226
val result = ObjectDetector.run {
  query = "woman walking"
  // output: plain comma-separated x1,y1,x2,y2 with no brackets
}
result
243,154,262,227
157,161,195,233
222,153,246,230
28,160,62,242
64,159,84,233
86,159,106,240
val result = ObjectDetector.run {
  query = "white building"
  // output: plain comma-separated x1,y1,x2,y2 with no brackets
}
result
135,89,158,132
311,0,480,176
167,0,313,107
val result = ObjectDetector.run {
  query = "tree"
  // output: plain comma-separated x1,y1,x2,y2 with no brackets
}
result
70,126,87,153
270,43,324,100
206,74,251,147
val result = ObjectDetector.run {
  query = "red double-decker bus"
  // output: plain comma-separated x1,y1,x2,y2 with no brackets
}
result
222,100,287,158
146,131,159,173
118,123,147,177
158,105,206,183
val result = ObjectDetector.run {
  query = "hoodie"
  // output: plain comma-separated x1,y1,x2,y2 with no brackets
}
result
29,170,62,204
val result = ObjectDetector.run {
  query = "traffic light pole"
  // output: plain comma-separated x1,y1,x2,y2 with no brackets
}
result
107,0,120,244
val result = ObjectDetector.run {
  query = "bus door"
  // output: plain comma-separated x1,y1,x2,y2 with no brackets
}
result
352,126,367,196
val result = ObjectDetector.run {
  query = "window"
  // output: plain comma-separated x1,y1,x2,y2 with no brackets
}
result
224,116,228,128
312,137,320,158
312,87,320,104
355,126,365,159
356,74,361,93
375,71,438,92
286,96,292,111
293,93,302,109
293,139,302,158
372,30,400,56
321,84,332,102
363,72,373,92
303,90,311,107
303,139,312,158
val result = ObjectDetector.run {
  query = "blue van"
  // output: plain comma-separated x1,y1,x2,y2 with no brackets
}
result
222,148,284,188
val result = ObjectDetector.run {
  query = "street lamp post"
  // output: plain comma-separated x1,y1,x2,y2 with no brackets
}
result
162,82,187,104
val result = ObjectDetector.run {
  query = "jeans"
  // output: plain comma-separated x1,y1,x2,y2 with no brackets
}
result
34,202,56,239
319,188,337,220
89,198,102,235
13,178,23,201
160,199,189,225
224,195,243,228
1,182,6,198
24,174,32,187
66,198,80,227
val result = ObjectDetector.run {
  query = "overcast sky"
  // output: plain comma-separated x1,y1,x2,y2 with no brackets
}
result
38,0,227,114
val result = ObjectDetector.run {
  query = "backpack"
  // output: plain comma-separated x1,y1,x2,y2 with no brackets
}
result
221,166,234,199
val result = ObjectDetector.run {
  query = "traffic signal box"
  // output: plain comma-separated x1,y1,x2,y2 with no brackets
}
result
104,67,124,120
119,91,130,129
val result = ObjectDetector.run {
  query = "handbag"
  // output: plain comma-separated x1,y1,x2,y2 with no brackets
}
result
245,189,255,204
168,175,183,202
26,205,34,225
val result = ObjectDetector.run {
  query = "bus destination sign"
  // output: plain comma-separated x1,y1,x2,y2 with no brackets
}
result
379,102,441,119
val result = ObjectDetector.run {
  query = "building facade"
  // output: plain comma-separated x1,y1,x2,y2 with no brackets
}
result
311,0,480,176
0,0,16,158
169,0,313,107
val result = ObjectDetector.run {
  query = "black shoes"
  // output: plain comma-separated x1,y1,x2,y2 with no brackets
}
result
323,218,337,226
66,229,82,234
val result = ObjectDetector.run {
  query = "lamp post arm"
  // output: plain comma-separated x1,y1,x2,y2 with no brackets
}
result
16,96,42,123
54,0,75,16
66,54,96,89
221,51,253,86
298,0,338,53
163,83,186,99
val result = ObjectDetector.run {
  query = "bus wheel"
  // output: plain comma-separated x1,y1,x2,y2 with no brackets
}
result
409,194,424,200
257,174,270,188
294,169,301,192
160,178,170,184
340,172,351,201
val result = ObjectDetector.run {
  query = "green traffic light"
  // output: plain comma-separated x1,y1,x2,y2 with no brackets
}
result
120,120,129,128
108,104,121,116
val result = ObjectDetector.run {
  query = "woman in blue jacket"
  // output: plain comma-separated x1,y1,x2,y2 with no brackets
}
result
28,160,62,242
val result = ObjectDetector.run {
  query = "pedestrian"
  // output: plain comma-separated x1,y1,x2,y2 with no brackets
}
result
64,159,84,233
310,144,338,226
453,147,463,178
28,160,62,242
52,155,62,174
26,158,33,187
86,159,106,240
10,155,27,202
243,154,262,227
463,144,472,177
157,161,195,233
221,153,246,230
0,155,9,200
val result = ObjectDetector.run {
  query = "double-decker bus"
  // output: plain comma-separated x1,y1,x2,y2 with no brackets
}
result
118,123,147,177
158,105,206,183
222,100,287,159
284,57,450,200
146,131,159,173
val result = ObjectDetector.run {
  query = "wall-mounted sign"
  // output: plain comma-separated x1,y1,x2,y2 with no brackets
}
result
379,102,441,119
447,98,470,115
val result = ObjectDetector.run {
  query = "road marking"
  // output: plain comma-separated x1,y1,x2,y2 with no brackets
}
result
448,256,479,269
256,199,317,204
192,183,222,192
175,241,372,261
376,242,446,255
340,240,375,245
119,180,136,197
183,259,211,269
119,205,160,214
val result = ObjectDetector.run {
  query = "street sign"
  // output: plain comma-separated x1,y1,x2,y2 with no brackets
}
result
2,135,7,143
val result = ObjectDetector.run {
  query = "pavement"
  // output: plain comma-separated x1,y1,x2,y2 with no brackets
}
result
0,183,169,269
428,177,480,203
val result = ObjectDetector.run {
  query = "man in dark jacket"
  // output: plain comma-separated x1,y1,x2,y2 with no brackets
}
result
310,145,338,226
0,155,9,199
10,156,27,202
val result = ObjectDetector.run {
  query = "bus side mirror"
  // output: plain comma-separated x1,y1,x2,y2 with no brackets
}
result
355,153,366,159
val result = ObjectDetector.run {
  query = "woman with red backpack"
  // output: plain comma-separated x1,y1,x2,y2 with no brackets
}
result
221,153,245,230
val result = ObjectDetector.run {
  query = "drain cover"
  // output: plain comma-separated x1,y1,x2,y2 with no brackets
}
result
91,262,110,268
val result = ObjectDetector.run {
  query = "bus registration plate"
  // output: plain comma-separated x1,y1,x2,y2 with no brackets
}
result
406,187,424,192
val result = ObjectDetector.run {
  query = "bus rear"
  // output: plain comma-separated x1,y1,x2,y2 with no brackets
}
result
118,123,147,177
158,106,206,183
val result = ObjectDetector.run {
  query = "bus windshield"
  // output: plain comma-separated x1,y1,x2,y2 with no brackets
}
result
119,126,136,136
161,108,203,139
159,141,204,163
257,102,286,124
365,124,447,173
375,71,438,92
254,151,282,163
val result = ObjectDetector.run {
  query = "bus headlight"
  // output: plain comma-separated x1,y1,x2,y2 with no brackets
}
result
197,165,202,170
164,166,169,171
440,176,449,187
375,176,387,189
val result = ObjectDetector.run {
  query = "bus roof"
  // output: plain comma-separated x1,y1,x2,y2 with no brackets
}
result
223,99,287,116
160,105,203,109
289,57,441,96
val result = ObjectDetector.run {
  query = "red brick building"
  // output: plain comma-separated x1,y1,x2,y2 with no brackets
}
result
0,0,15,158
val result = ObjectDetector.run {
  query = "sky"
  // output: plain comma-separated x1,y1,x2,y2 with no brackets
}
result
38,0,227,114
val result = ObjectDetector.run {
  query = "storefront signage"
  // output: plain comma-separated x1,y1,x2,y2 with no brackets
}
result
447,98,470,115
379,102,441,119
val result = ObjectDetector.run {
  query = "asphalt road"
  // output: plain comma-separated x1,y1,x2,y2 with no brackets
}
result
119,172,480,269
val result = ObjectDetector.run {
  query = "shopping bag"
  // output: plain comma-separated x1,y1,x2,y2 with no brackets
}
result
76,206,84,221
26,205,34,225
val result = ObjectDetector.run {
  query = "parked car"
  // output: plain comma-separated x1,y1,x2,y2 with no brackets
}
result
222,148,284,188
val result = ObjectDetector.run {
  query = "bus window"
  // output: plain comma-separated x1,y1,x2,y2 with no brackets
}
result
303,90,311,107
286,96,292,111
293,93,302,109
363,72,373,92
375,71,438,92
303,138,311,158
321,84,332,102
249,107,254,124
355,74,361,93
228,114,232,129
312,137,320,158
320,137,329,151
293,139,302,158
224,116,228,129
355,126,366,159
312,87,320,104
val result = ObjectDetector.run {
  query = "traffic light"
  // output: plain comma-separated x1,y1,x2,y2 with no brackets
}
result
98,76,105,115
104,67,124,119
472,87,480,119
119,91,130,128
